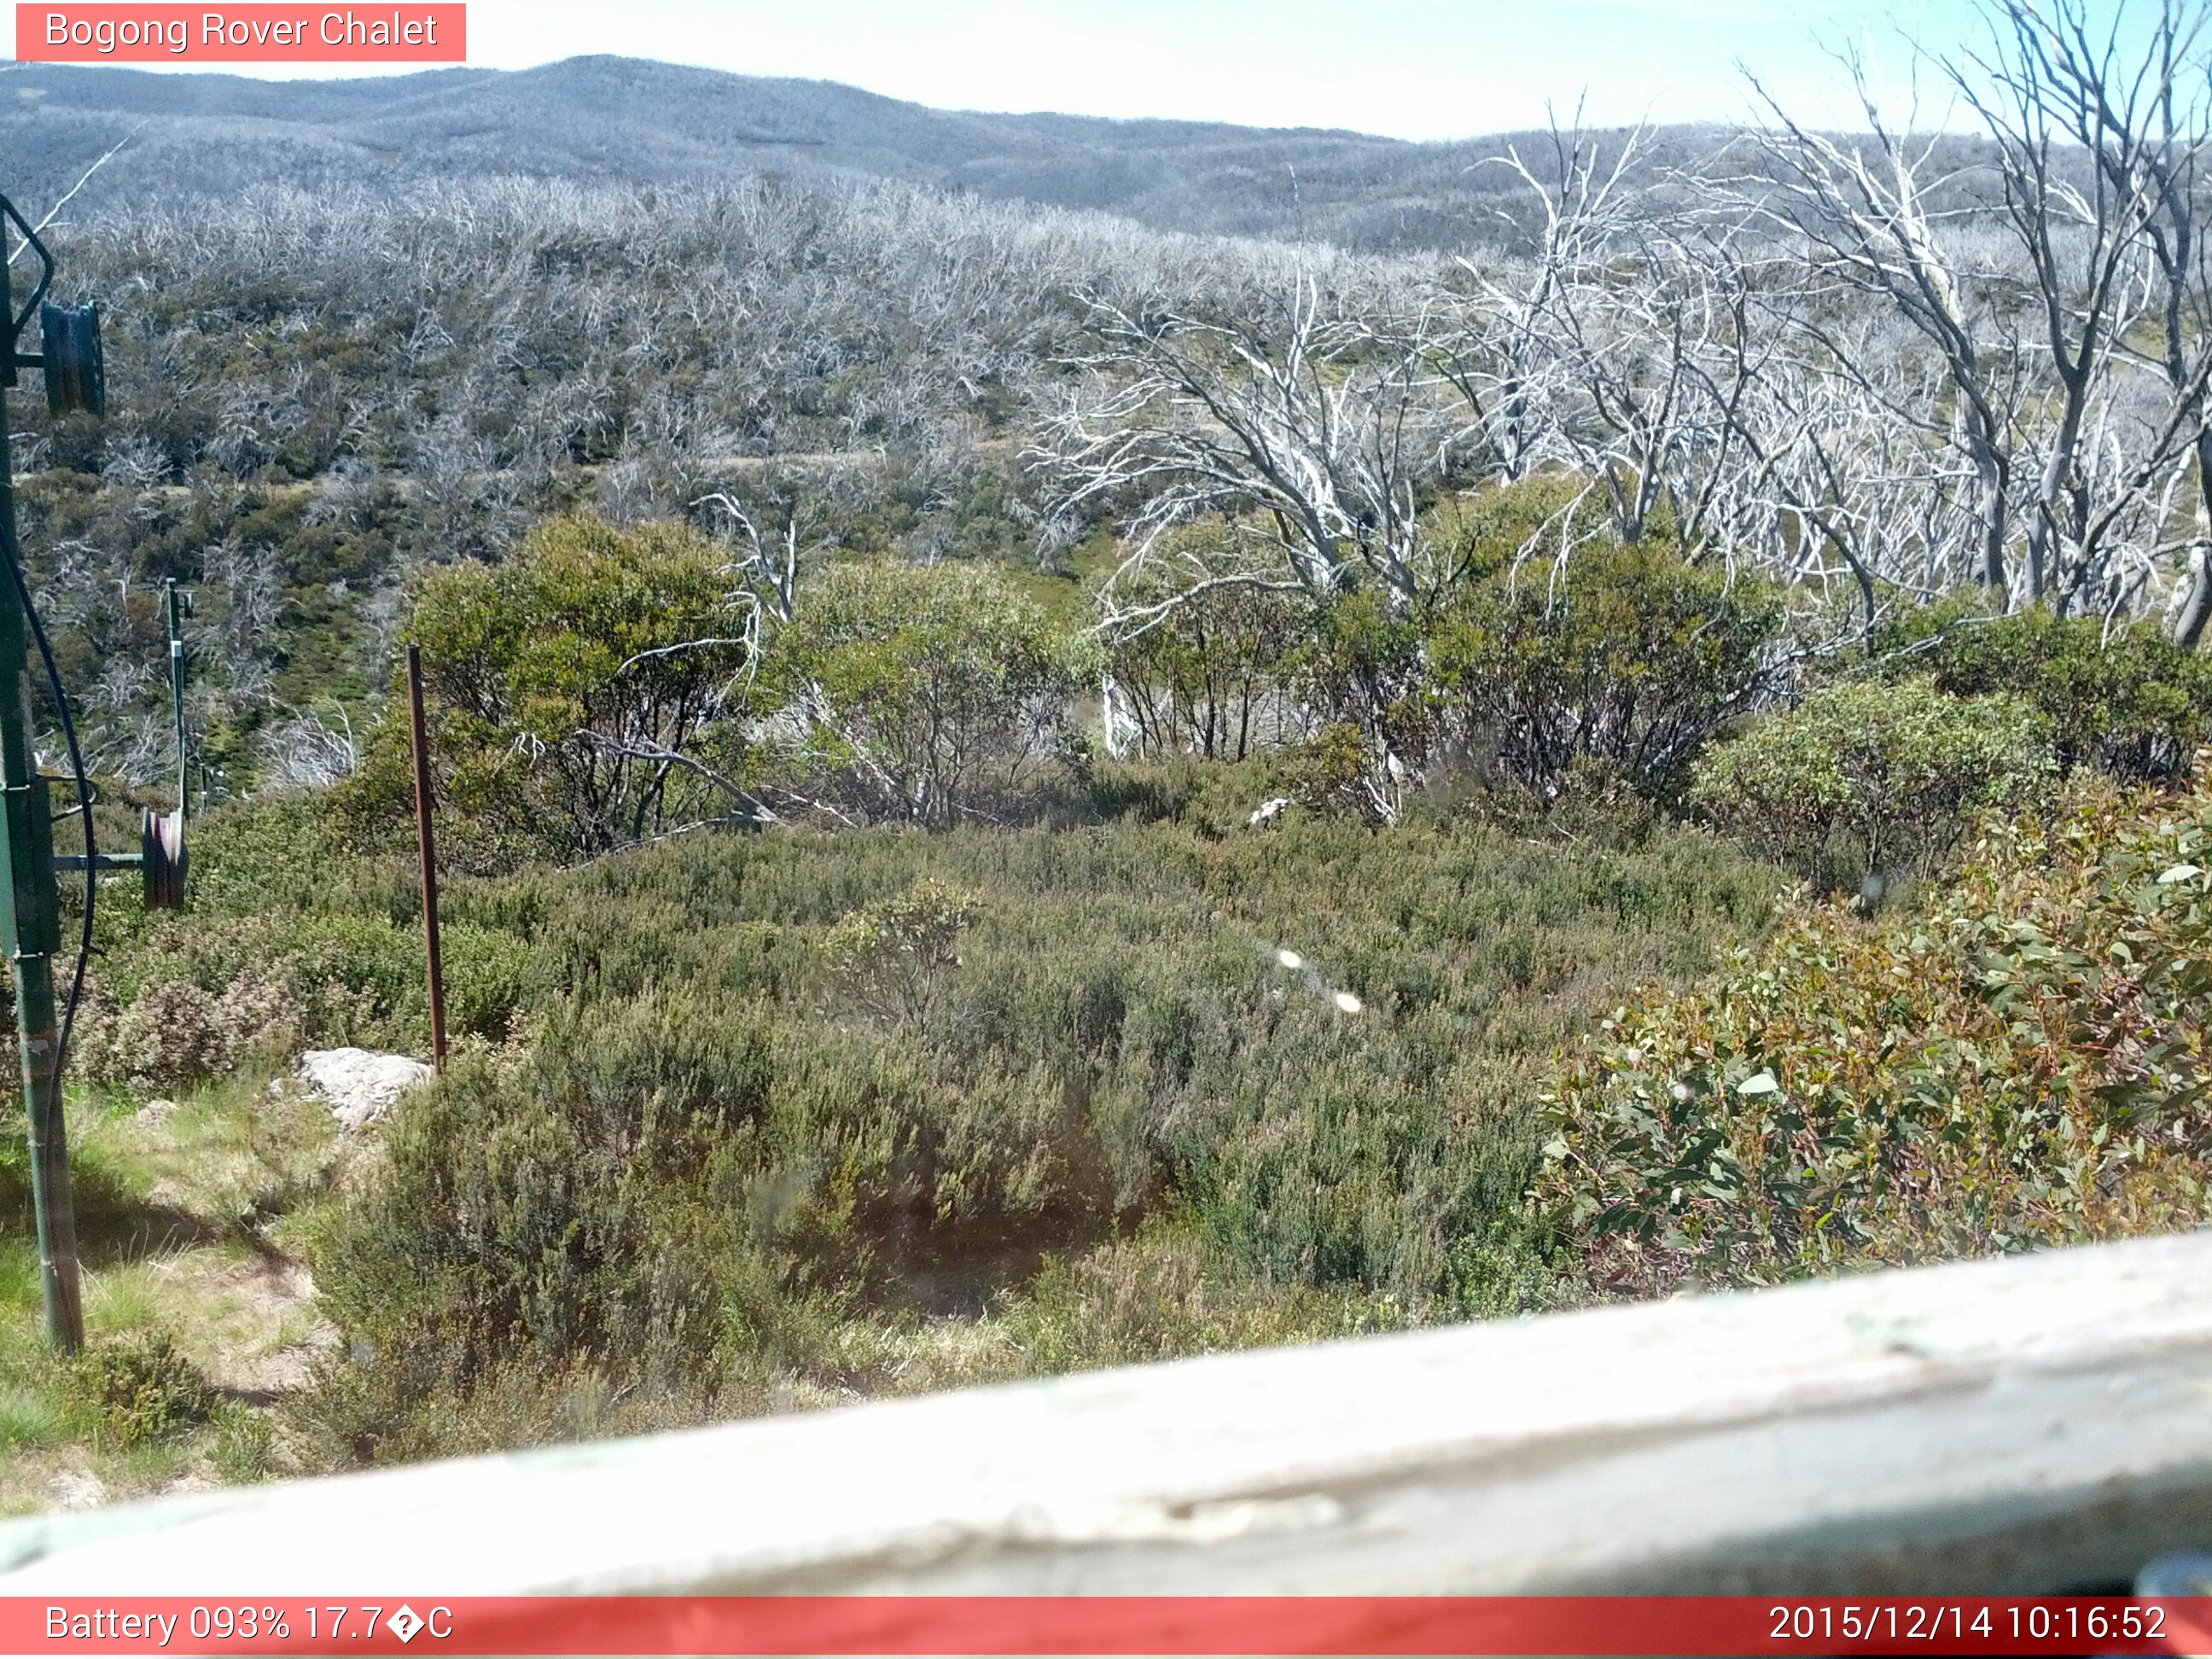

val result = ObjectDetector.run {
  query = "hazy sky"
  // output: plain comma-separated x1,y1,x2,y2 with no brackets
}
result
11,1,2010,140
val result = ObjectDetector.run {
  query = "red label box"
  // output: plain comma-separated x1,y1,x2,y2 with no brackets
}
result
16,4,466,62
3,1597,2212,1657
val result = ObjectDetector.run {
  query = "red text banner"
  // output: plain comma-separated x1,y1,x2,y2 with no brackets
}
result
3,1597,2212,1656
16,5,465,62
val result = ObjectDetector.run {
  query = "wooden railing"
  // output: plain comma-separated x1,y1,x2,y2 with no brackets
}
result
3,1230,2211,1594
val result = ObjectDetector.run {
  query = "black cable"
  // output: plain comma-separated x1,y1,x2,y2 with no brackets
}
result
0,538,96,1086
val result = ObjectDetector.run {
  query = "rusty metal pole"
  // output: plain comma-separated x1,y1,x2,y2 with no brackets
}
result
405,645,447,1074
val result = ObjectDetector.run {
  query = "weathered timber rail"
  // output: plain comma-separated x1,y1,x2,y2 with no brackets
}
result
3,1230,2210,1594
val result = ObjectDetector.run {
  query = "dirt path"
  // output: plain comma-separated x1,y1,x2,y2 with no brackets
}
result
154,1248,338,1402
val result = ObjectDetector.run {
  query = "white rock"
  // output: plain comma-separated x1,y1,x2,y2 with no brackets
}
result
48,1470,107,1511
292,1048,434,1132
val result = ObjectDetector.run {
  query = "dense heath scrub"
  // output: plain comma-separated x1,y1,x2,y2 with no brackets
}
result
29,785,1778,1467
19,721,2212,1485
1540,771,2212,1294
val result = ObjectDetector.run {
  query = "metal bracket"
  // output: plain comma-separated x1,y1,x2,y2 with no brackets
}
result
0,195,55,390
142,806,186,909
0,775,59,960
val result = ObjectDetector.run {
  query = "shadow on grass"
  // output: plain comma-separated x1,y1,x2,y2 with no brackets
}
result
0,1163,225,1273
853,1192,1130,1319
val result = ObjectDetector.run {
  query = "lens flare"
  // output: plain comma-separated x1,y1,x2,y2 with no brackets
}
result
1258,940,1363,1015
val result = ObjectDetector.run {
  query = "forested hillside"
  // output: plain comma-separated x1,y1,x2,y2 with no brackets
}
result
15,172,1262,789
4,55,1701,249
5,0,2212,1513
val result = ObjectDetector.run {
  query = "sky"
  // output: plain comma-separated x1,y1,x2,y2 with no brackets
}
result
9,0,2011,141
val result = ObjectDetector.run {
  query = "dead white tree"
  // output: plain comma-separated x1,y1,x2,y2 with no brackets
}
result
692,491,801,638
1744,53,2028,599
1444,114,1654,488
1534,214,1785,559
1949,0,2212,615
1031,269,1462,822
258,704,361,788
1743,302,1986,641
1735,1,2212,637
1033,270,1454,623
3,121,144,265
1447,124,1822,596
2020,0,2212,642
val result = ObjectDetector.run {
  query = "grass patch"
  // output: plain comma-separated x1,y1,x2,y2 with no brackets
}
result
0,1073,341,1516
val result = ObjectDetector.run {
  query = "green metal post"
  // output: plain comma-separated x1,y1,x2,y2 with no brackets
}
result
0,203,84,1353
0,373,83,1354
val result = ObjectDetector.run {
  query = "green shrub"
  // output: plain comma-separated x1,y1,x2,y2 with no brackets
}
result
1689,679,2054,888
1278,721,1381,819
79,1332,215,1446
1875,602,2212,784
84,791,540,1066
309,996,771,1423
183,792,361,916
1537,773,2212,1296
822,879,984,1026
294,812,1779,1458
779,559,1092,826
1102,527,1302,761
75,973,303,1097
333,517,760,870
1426,522,1786,805
1289,595,1436,822
206,1398,282,1484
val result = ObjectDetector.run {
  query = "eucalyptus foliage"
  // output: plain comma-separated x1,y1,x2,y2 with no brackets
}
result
1876,603,2212,786
1688,680,2054,888
779,560,1094,827
1540,775,2212,1295
335,517,760,867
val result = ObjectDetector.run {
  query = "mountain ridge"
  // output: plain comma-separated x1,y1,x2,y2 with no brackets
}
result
2,54,1675,249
